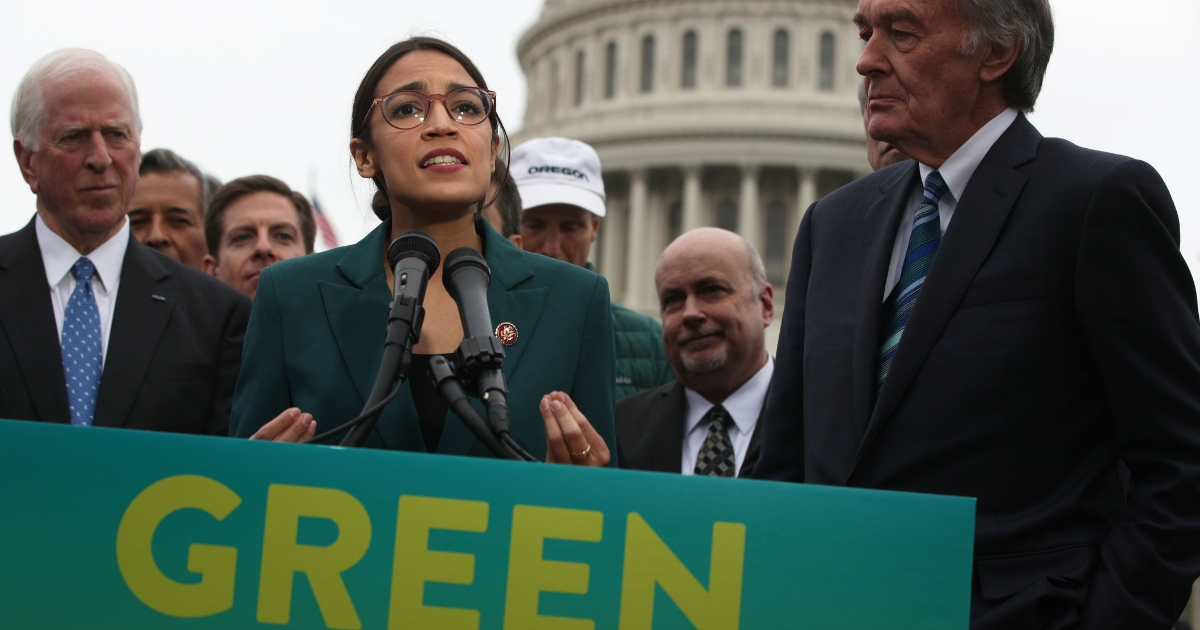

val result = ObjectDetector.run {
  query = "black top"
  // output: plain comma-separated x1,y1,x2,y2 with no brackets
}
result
409,354,451,452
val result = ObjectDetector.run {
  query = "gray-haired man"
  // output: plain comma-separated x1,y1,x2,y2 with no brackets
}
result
2,49,249,435
756,0,1200,627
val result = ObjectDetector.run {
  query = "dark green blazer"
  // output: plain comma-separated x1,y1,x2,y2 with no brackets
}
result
230,218,616,461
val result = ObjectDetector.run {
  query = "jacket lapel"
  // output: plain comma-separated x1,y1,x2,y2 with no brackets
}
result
0,219,71,423
650,382,687,473
738,383,771,477
849,164,919,457
94,237,175,428
851,115,1041,476
319,223,391,406
435,221,547,456
480,222,546,386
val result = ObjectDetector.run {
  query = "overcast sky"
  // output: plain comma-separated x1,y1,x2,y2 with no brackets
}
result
2,0,1198,277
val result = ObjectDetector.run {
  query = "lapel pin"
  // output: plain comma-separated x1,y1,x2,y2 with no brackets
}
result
151,294,166,302
495,322,518,347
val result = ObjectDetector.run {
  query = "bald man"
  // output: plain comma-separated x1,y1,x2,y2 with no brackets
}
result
616,228,774,477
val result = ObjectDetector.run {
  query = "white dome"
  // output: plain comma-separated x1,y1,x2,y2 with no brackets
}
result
515,0,871,340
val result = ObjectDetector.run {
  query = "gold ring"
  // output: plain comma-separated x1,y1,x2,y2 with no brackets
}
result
570,444,592,461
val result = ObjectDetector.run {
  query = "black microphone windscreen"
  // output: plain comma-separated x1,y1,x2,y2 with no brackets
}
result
443,247,490,279
388,230,441,272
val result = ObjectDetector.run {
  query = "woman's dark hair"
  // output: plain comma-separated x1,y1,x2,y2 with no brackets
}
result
352,37,510,221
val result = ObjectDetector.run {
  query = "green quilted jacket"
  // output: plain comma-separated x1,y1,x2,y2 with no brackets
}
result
610,302,675,400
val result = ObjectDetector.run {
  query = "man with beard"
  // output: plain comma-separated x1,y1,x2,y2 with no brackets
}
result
202,175,315,301
615,228,773,477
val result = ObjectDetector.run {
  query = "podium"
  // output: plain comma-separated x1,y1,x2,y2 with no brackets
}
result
0,419,974,629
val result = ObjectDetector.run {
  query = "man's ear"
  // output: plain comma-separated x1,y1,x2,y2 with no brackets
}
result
760,282,775,326
13,139,40,194
201,254,220,278
350,138,377,178
979,34,1021,83
508,234,523,249
589,216,602,244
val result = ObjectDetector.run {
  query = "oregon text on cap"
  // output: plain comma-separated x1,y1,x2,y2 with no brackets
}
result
527,165,590,181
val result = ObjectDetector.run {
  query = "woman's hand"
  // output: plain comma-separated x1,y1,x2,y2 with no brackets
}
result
540,392,610,467
249,408,315,443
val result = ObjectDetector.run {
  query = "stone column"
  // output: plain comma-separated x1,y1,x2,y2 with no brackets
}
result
624,169,650,312
682,166,704,233
783,167,818,281
737,164,762,252
601,186,626,302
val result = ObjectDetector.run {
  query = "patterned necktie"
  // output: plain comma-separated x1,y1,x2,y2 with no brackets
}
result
694,405,736,477
877,170,948,397
62,257,103,426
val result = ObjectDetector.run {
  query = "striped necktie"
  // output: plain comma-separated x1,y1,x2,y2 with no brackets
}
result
877,170,948,397
62,257,104,426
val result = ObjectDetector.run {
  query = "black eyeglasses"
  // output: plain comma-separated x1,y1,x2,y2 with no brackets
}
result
364,87,496,130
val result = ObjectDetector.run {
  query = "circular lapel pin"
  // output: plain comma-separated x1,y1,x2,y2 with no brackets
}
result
495,322,518,346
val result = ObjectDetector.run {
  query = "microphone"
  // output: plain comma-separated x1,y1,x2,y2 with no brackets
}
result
340,230,440,447
441,247,512,436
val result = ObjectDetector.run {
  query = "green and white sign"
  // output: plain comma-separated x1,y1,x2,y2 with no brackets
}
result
0,419,974,629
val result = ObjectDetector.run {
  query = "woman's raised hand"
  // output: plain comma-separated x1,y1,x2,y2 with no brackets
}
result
249,408,316,443
540,392,610,467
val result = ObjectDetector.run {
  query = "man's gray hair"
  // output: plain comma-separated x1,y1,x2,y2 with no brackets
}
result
957,0,1054,113
140,148,219,213
743,237,768,295
10,48,142,150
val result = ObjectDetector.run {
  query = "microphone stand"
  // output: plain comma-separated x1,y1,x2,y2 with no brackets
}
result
337,232,439,447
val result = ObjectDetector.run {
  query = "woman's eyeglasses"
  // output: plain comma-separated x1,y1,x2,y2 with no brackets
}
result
365,87,496,130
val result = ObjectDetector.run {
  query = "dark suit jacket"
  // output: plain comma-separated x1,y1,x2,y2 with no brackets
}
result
617,381,763,477
755,115,1200,629
0,218,251,434
229,218,617,462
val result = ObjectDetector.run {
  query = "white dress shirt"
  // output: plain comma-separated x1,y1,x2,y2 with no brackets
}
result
681,356,774,475
883,108,1020,300
36,214,129,365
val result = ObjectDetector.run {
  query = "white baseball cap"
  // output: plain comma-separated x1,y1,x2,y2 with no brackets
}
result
510,137,606,218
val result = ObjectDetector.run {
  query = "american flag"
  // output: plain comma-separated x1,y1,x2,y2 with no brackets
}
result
310,194,339,249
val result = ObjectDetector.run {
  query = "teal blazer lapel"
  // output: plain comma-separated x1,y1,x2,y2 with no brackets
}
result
853,116,1041,476
435,221,548,456
482,222,547,385
317,221,425,451
319,225,390,404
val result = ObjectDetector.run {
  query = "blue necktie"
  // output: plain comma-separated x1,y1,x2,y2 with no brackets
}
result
62,257,103,426
877,170,948,397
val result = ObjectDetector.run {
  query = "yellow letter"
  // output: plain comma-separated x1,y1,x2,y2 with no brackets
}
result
503,505,603,630
116,474,240,618
618,513,746,630
256,484,371,629
388,495,489,630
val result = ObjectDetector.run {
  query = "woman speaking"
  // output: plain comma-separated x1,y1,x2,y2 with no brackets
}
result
229,37,614,466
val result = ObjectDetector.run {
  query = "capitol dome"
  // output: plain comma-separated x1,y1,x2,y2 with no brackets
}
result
515,0,869,341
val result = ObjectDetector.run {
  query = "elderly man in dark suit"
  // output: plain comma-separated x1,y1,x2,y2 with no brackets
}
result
617,228,772,477
1,48,249,435
754,0,1200,627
